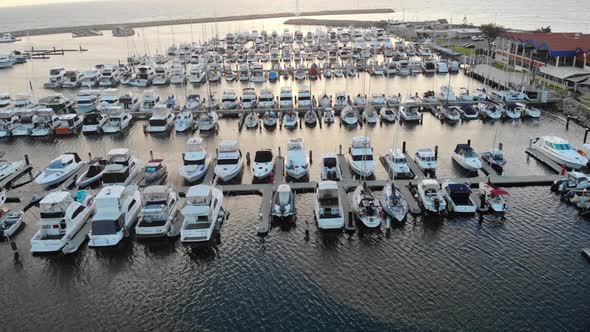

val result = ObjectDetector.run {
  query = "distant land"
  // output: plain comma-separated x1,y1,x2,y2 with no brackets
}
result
9,8,394,37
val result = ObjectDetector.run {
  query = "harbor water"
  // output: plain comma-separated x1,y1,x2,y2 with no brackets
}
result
0,17,589,331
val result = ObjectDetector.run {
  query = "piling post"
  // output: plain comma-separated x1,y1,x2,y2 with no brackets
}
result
339,144,342,155
498,142,503,151
24,154,29,166
309,150,313,165
348,211,354,228
420,113,424,124
278,146,281,157
467,139,471,147
299,120,302,129
434,145,439,160
566,115,571,130
585,129,589,144
402,141,406,153
88,152,92,160
149,150,154,160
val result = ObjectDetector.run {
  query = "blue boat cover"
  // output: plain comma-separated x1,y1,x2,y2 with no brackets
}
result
447,183,471,193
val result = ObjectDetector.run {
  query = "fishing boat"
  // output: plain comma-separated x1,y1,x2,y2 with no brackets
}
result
272,184,295,220
334,92,349,110
214,140,243,182
285,138,309,180
139,91,161,113
380,181,409,223
442,181,476,214
458,105,478,119
320,152,342,181
414,148,437,176
143,159,168,185
352,182,383,228
35,153,84,187
530,136,588,170
348,136,375,178
179,137,210,183
315,180,345,230
452,144,483,172
135,186,181,238
146,105,175,133
252,149,275,180
88,185,142,247
180,184,225,244
119,93,140,112
102,148,139,186
54,114,83,135
417,179,446,215
31,191,94,253
185,94,202,111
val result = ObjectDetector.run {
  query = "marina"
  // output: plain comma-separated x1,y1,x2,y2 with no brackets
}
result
0,6,589,331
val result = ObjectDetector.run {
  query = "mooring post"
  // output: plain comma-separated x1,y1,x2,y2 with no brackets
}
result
348,211,354,228
309,150,313,165
467,139,471,147
339,144,342,155
24,154,29,166
585,128,589,144
566,115,571,130
278,146,281,157
434,145,439,160
420,113,424,124
88,152,92,160
246,152,251,165
402,141,406,154
498,142,503,151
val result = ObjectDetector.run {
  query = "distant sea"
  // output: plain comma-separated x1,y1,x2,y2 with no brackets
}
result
0,0,588,33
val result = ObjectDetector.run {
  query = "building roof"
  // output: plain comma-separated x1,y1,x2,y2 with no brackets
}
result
502,32,590,56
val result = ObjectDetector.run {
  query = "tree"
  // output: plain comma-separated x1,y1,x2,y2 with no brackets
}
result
536,26,552,33
480,23,506,55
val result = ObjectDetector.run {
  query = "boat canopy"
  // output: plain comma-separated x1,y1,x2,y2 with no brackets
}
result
40,191,73,213
219,140,239,153
186,185,212,205
277,184,291,205
143,185,169,202
352,136,371,148
454,144,474,154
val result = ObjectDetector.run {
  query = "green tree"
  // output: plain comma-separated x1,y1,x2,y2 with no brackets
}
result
536,26,551,33
480,23,506,55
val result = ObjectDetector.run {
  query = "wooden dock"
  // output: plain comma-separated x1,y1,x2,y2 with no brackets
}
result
525,147,563,173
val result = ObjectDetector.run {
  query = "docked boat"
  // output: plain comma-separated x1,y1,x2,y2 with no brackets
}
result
146,105,175,133
31,191,94,253
241,88,257,109
477,102,503,119
334,92,349,110
379,107,397,123
340,105,358,126
128,65,155,87
380,181,409,223
102,106,132,133
399,105,421,122
135,186,181,238
439,104,461,122
88,185,142,247
417,179,447,215
31,108,59,137
437,85,456,102
252,149,275,179
458,105,478,119
0,160,25,182
479,182,508,216
318,94,332,108
43,67,67,89
384,148,413,179
244,111,259,129
551,171,590,193
180,184,225,244
197,110,219,131
35,153,84,187
279,86,294,109
221,89,239,110
74,90,100,114
530,136,588,170
263,111,278,128
315,180,345,230
348,136,375,178
179,137,210,183
11,109,35,136
285,138,309,180
272,184,295,220
185,94,203,111
143,159,168,185
442,181,476,214
214,140,243,182
0,211,24,238
321,152,342,181
96,88,120,112
39,93,73,113
79,69,101,88
414,148,437,176
503,103,522,119
282,111,297,129
0,109,18,138
481,149,507,170
521,103,541,118
75,158,108,188
139,90,161,113
304,109,317,126
102,148,139,186
352,182,383,228
322,108,335,124
54,114,83,135
452,144,483,172
119,93,140,112
175,109,195,132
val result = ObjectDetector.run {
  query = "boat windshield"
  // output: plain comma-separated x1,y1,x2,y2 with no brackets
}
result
323,158,337,167
394,158,406,163
92,219,122,235
149,119,168,127
254,151,273,163
352,154,374,161
184,158,205,166
217,158,240,165
552,143,572,150
48,160,66,169
145,166,159,172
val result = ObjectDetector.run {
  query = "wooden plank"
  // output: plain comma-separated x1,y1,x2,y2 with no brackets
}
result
203,158,217,185
404,152,426,179
525,148,562,174
257,186,272,235
337,154,352,181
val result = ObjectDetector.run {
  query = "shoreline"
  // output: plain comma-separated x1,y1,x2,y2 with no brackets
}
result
8,8,394,38
284,18,388,28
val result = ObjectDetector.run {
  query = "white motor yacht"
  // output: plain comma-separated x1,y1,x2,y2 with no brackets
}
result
128,65,155,87
272,184,295,220
62,70,83,89
185,94,202,111
221,89,239,110
297,89,312,109
242,88,257,109
257,89,275,109
0,93,11,108
139,90,161,113
119,93,141,112
380,181,409,223
252,149,275,179
214,140,243,182
384,148,412,179
414,148,437,176
175,109,195,132
321,152,342,181
279,86,294,109
97,88,120,112
180,184,225,244
102,148,139,186
179,137,210,183
30,191,94,253
400,105,421,122
35,153,84,187
348,136,375,178
88,185,142,247
417,179,447,215
282,111,297,129
197,110,219,131
315,181,345,230
352,182,383,228
80,69,101,88
452,144,483,172
74,90,100,114
102,106,132,133
146,104,175,133
285,138,309,180
551,171,590,193
31,108,59,137
152,65,170,85
437,85,457,102
442,181,476,214
43,67,67,89
530,136,588,170
135,186,181,238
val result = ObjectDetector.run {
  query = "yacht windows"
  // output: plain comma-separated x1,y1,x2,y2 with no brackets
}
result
552,143,572,150
71,205,85,219
149,119,168,127
40,211,66,219
185,220,210,229
352,154,374,161
323,158,337,167
254,151,273,163
183,158,205,166
217,158,240,165
394,158,406,163
91,218,122,235
48,160,66,169
128,199,137,212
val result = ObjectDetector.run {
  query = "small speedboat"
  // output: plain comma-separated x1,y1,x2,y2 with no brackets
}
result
304,109,317,126
143,159,168,184
75,158,108,188
244,112,259,129
283,111,298,129
551,171,590,193
322,109,335,124
417,179,446,215
262,111,277,128
285,138,309,180
414,148,437,176
352,182,383,228
452,144,482,172
0,211,24,238
252,149,275,180
479,182,508,216
340,105,358,126
379,107,397,123
272,184,295,220
442,181,476,214
321,152,342,181
380,181,409,223
503,103,522,120
481,149,507,170
362,105,378,124
35,153,85,187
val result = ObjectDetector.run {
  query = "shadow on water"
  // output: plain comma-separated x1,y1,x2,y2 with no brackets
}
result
270,216,296,232
92,239,135,263
135,236,179,257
